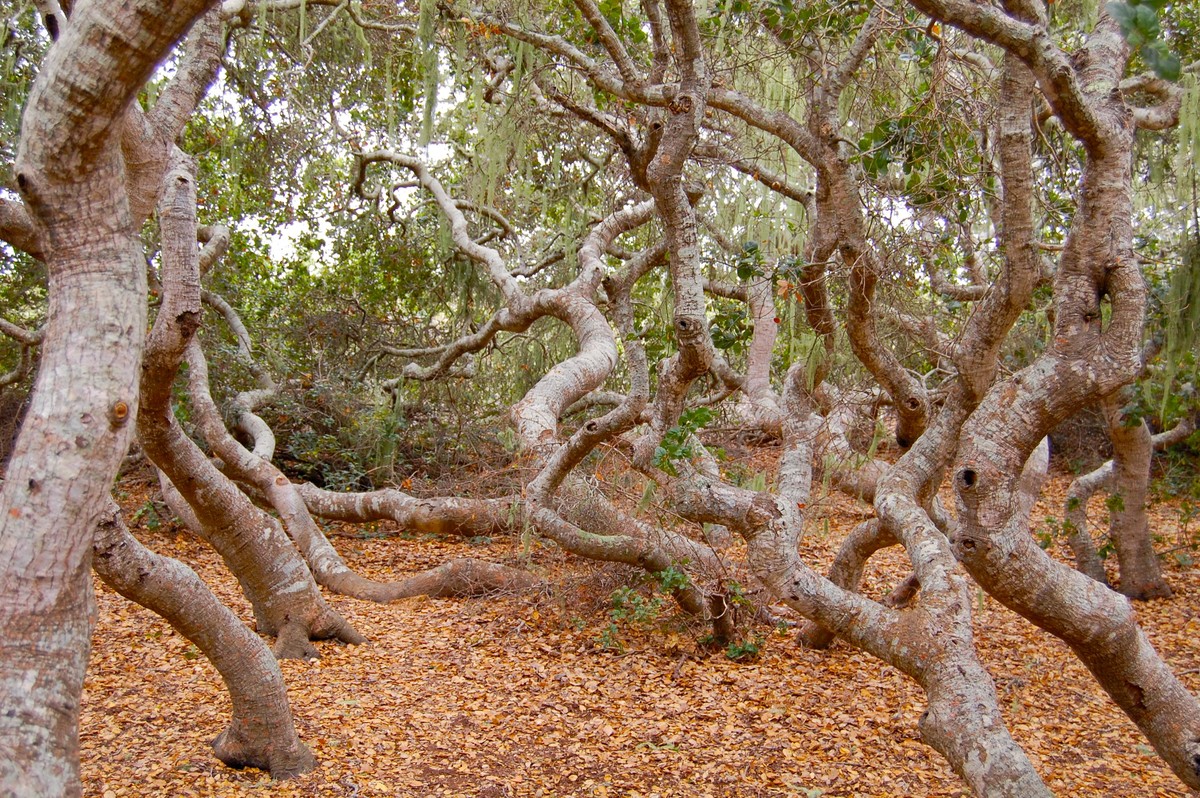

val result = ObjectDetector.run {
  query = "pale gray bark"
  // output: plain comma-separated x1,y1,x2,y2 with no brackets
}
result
0,321,41,396
1016,438,1051,524
0,199,45,260
120,12,224,225
353,140,727,624
297,481,520,536
920,1,1200,788
92,501,314,778
626,0,715,473
711,5,930,449
795,520,895,649
734,274,784,435
199,284,278,459
185,337,538,601
858,51,1051,795
814,397,890,503
136,153,361,659
0,2,218,794
495,4,1050,792
670,424,1049,797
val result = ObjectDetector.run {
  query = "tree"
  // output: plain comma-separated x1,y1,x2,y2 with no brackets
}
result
0,2,226,793
3,0,1200,794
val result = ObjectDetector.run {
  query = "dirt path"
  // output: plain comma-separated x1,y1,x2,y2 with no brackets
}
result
81,475,1200,797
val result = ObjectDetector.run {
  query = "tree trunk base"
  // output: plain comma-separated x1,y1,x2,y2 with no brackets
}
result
212,725,315,780
1119,579,1173,601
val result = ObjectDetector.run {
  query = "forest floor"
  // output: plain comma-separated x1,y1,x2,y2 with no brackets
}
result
82,452,1200,798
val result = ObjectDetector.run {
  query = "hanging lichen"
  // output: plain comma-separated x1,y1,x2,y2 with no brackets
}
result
418,0,439,146
1176,74,1199,187
1152,74,1200,422
385,52,397,146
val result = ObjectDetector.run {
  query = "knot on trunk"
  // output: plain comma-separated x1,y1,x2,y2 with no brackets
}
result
951,530,989,561
668,93,695,114
746,493,782,526
108,400,131,429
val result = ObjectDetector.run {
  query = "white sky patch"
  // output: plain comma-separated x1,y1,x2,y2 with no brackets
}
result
267,219,315,262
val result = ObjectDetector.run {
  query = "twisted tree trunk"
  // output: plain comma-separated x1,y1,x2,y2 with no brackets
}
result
92,501,314,778
137,153,361,659
1102,396,1170,599
0,3,217,793
1065,413,1195,587
924,7,1200,787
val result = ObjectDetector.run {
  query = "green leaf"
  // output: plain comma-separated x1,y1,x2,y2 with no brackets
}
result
735,240,764,281
1106,1,1137,33
1142,41,1182,80
1131,4,1161,38
679,406,715,429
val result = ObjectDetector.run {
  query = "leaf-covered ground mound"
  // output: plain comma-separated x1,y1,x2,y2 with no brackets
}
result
82,470,1200,797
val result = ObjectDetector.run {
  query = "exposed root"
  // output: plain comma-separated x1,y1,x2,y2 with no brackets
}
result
383,558,545,599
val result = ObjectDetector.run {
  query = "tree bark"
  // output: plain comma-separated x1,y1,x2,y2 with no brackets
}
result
1064,458,1116,584
671,438,1050,797
136,152,361,659
795,520,896,649
1066,414,1195,586
0,2,216,794
297,482,519,537
92,501,315,778
938,9,1200,788
1101,392,1171,599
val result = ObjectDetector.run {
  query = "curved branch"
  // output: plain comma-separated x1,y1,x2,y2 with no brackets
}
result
693,141,815,206
138,151,361,658
355,150,528,308
93,500,315,778
796,519,898,649
0,197,46,260
297,482,520,537
0,318,45,346
572,0,644,88
147,11,225,136
902,0,1127,153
